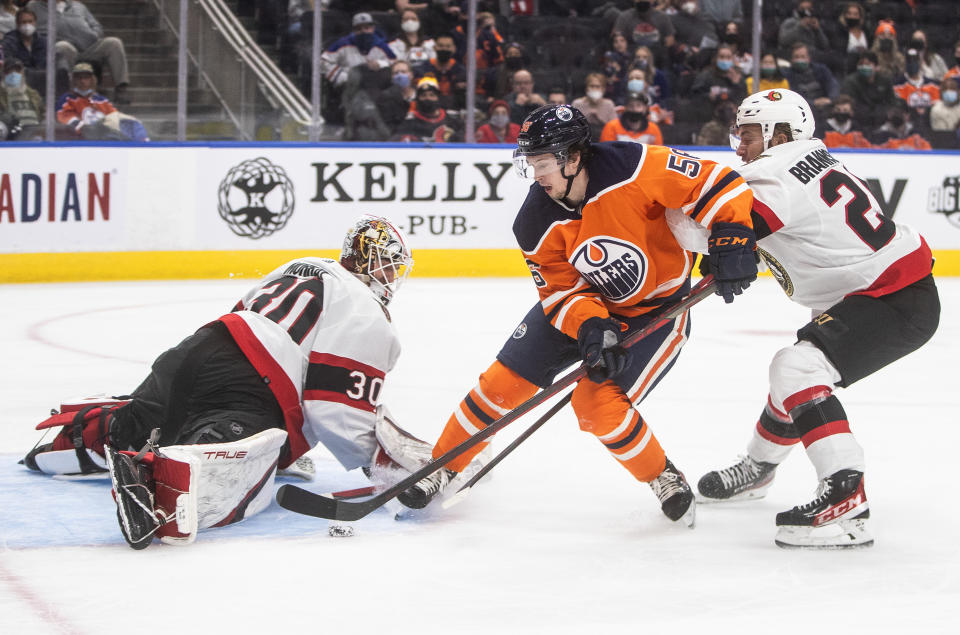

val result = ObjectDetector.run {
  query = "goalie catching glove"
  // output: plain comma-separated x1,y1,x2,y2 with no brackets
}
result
706,222,758,303
577,316,629,383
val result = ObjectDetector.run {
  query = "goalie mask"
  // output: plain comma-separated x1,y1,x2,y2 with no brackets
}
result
730,88,815,152
340,215,413,306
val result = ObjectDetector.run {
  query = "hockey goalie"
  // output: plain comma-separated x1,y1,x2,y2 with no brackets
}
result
20,215,447,549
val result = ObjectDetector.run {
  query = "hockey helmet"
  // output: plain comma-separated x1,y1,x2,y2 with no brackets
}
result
730,88,815,151
513,104,591,179
340,215,413,306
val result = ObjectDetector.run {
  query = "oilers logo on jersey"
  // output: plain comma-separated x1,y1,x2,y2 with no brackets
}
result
571,237,648,302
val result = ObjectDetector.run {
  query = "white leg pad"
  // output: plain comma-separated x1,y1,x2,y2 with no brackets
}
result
153,428,288,545
804,434,866,481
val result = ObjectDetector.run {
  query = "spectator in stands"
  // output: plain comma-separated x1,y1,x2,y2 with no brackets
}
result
670,0,718,69
504,68,545,124
783,41,838,114
894,48,941,127
389,9,436,65
393,75,463,143
842,50,896,129
944,41,960,81
474,98,519,143
546,87,568,105
746,52,790,93
819,94,872,148
602,31,633,103
27,0,131,104
700,0,742,31
718,20,751,75
871,20,903,78
777,0,829,64
2,8,50,93
489,41,524,99
829,2,870,77
613,1,675,57
629,45,671,105
623,64,673,127
690,43,746,117
0,58,43,140
56,62,147,141
600,90,662,145
321,12,395,88
909,29,948,83
474,11,504,71
0,0,17,36
414,33,466,111
377,59,417,133
572,72,618,138
694,98,736,146
930,77,960,136
869,101,931,149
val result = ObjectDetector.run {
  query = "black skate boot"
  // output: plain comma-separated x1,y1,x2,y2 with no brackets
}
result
105,445,161,550
396,468,456,509
697,455,777,502
649,459,695,527
774,469,872,549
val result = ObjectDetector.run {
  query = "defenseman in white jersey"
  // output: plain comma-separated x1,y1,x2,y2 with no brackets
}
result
21,215,435,549
697,89,940,548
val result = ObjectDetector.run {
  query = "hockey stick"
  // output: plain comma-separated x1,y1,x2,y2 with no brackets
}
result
276,275,717,522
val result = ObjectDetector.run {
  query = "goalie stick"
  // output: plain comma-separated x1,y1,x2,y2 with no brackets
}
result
276,275,717,522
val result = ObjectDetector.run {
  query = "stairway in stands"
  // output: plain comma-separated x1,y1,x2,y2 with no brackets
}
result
85,0,236,140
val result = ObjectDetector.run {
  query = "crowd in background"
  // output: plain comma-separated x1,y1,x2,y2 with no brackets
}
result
265,0,960,149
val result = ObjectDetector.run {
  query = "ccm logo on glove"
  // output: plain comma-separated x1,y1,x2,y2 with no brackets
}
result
707,222,758,304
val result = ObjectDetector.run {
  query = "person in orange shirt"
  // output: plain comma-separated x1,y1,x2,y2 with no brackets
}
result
599,91,662,145
397,104,757,526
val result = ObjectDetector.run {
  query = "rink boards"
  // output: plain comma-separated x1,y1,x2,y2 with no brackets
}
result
1,142,959,281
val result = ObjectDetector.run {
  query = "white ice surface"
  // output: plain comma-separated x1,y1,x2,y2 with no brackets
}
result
1,277,958,634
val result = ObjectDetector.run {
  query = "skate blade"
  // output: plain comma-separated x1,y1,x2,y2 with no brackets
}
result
775,519,873,549
696,485,771,504
679,501,696,529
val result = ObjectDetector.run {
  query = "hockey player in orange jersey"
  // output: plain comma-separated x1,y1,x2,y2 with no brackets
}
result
397,104,758,525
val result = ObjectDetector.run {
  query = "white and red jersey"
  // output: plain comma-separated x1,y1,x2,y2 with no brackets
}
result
218,258,400,470
739,138,933,312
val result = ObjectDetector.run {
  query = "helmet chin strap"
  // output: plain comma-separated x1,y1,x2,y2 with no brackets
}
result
558,157,586,208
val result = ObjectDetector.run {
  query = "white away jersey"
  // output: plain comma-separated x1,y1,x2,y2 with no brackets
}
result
738,139,932,311
218,258,400,470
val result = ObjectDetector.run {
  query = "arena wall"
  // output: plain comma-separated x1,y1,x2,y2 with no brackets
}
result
1,142,958,281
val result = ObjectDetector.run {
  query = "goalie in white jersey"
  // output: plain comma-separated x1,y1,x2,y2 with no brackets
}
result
21,215,435,549
697,89,940,548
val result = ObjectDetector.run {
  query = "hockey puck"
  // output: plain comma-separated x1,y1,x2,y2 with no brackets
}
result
328,523,355,537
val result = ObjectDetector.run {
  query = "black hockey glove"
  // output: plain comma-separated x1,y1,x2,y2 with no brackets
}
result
577,316,629,383
707,222,758,304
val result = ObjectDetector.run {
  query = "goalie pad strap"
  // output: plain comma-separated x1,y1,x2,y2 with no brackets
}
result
70,405,118,474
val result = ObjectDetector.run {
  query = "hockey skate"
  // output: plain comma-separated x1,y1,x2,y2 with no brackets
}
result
697,455,777,503
774,469,873,549
105,445,165,550
396,467,457,510
649,459,696,527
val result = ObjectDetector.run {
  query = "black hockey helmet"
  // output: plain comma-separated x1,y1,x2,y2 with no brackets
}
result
513,104,591,181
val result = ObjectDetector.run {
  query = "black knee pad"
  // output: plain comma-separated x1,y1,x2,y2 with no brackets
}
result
179,410,281,445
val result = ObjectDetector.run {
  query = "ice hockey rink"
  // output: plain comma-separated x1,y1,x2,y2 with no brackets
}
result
1,275,957,634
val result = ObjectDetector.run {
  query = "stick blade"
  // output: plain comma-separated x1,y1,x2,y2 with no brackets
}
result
276,484,377,521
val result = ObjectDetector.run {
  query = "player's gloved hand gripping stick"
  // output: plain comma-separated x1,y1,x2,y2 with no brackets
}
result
276,275,718,522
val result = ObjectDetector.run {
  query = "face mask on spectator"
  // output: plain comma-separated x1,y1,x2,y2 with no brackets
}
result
878,39,893,53
354,32,374,51
393,72,411,88
417,98,438,115
75,86,94,96
4,72,23,88
505,56,522,70
681,2,697,15
401,20,419,33
832,111,851,123
910,38,925,51
627,78,645,93
490,113,509,128
761,65,777,77
717,59,733,71
634,58,649,70
436,50,453,64
18,23,35,37
846,18,860,29
857,64,874,78
586,89,604,101
56,1,66,13
722,33,740,46
889,113,905,127
621,111,647,127
942,90,959,104
791,60,809,72
635,1,651,12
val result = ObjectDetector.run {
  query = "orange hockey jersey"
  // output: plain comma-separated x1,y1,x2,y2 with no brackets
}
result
513,142,753,339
